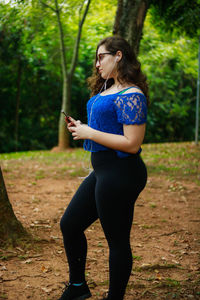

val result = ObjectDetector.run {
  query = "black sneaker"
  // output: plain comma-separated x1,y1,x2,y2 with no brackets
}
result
58,282,91,300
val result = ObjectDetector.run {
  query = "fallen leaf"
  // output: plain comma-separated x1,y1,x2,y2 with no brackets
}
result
41,265,48,273
172,259,180,265
21,259,32,264
156,273,162,280
141,263,151,268
41,287,52,293
16,247,23,252
25,285,30,289
33,208,39,212
50,235,59,240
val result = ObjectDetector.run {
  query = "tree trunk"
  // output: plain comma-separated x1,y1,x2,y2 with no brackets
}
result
0,167,28,246
40,0,91,151
55,0,70,149
58,75,71,149
113,0,150,55
55,0,91,150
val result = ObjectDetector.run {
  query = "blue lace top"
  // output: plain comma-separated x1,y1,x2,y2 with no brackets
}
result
83,91,147,158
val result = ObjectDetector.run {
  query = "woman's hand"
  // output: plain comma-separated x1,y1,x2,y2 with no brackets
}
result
67,117,93,140
66,117,80,130
72,124,93,140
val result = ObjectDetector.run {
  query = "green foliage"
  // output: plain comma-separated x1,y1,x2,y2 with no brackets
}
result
0,0,199,152
150,0,200,37
0,0,116,152
0,1,62,152
140,13,198,143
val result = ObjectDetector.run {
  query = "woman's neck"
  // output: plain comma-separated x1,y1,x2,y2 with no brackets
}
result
100,81,135,96
111,76,134,89
107,81,133,92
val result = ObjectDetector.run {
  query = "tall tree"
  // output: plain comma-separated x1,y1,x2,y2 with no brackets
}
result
0,167,28,246
113,0,150,55
113,0,200,55
40,0,91,150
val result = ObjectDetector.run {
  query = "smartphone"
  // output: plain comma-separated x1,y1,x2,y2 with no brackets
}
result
61,110,71,123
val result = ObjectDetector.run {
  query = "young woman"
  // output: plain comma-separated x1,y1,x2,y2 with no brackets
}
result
59,36,149,300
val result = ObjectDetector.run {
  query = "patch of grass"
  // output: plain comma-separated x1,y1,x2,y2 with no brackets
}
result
161,219,167,223
133,263,179,272
150,202,157,208
1,168,10,173
59,166,70,173
0,252,18,260
0,148,89,164
18,254,28,260
0,294,8,299
147,164,172,174
163,278,181,287
69,168,88,178
133,255,142,261
165,292,181,299
173,240,179,246
32,197,41,204
196,179,200,186
0,255,8,261
147,276,156,281
98,280,109,286
139,224,154,229
142,142,200,180
35,170,45,180
140,289,154,297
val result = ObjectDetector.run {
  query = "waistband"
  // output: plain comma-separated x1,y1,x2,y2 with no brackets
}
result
91,150,139,169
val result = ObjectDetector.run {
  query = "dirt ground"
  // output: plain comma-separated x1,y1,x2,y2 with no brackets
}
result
0,144,200,300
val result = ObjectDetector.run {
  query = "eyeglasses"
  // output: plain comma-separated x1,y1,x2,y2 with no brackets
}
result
96,52,113,64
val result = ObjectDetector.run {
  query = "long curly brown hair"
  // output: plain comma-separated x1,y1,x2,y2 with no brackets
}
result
87,36,149,105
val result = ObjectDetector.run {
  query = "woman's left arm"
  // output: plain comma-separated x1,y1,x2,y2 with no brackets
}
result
70,121,146,154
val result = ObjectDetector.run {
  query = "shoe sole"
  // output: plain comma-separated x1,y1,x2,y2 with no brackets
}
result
74,292,92,300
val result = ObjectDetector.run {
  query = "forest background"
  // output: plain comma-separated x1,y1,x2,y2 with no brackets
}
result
0,0,199,153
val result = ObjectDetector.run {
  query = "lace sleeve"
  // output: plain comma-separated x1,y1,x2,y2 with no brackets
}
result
114,93,147,125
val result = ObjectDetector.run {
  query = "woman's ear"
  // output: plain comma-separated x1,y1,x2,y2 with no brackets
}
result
115,50,122,62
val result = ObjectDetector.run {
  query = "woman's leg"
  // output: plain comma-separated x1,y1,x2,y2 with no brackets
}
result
94,156,147,300
60,171,98,283
95,180,136,299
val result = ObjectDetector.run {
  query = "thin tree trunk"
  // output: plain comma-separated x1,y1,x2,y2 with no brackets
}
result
40,0,91,150
58,75,71,149
0,167,28,246
113,0,150,55
55,0,91,150
55,0,69,149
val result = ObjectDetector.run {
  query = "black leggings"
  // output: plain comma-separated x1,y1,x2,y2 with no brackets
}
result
60,151,147,300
